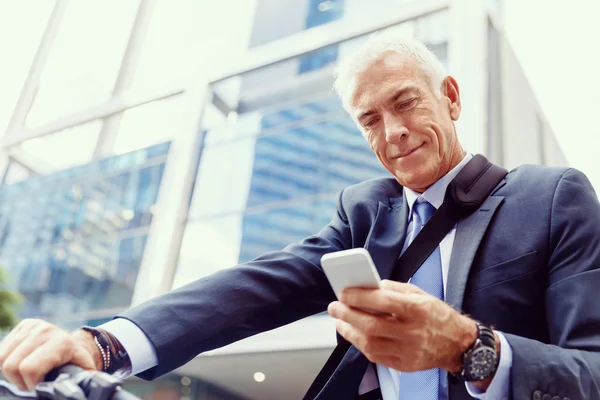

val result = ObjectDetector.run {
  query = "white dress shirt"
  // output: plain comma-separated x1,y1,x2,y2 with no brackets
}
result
362,154,512,399
101,153,512,399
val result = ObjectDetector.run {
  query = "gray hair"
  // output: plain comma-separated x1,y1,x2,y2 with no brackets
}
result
333,31,447,114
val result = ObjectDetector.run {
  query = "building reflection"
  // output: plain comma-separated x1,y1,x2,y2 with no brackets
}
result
0,142,170,326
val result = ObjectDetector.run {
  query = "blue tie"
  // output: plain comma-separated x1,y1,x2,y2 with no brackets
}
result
398,199,443,400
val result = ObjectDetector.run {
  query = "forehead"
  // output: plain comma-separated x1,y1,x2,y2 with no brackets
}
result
350,51,430,112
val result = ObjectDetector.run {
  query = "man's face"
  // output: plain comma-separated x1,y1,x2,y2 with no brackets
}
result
350,51,464,192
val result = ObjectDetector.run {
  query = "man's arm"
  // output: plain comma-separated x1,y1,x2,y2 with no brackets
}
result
329,169,600,399
99,318,158,376
0,186,359,388
114,188,356,379
497,168,600,399
463,168,600,399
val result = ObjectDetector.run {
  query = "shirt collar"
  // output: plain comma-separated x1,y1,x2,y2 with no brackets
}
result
404,153,473,217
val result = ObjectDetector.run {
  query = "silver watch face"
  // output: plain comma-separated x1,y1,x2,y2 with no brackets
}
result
465,347,497,380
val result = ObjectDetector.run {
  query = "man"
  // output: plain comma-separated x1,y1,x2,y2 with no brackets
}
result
1,33,599,400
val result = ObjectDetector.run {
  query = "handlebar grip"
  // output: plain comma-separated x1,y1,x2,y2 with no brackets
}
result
43,364,141,400
44,364,86,382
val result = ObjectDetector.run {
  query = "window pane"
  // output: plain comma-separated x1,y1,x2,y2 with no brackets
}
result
113,95,186,154
26,1,140,127
3,161,31,185
189,17,449,218
130,0,256,93
189,95,386,219
249,0,344,47
181,15,449,288
188,137,257,219
21,120,103,170
342,0,429,24
414,7,449,44
210,15,444,125
174,215,244,288
0,1,54,134
249,0,422,47
175,197,336,288
128,0,190,92
0,143,169,319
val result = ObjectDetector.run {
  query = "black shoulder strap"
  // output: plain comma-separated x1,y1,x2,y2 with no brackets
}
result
390,154,507,282
303,155,508,400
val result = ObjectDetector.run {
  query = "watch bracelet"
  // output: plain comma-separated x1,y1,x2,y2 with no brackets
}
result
80,326,132,377
448,321,498,383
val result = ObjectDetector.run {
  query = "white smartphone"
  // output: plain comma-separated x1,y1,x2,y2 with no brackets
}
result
321,248,382,300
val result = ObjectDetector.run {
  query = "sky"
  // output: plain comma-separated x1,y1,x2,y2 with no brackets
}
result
503,0,600,191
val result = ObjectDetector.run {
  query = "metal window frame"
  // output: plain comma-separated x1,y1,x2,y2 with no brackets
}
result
140,0,455,299
2,0,450,162
1,0,480,307
0,86,184,149
92,0,158,158
1,0,165,162
0,0,68,180
3,0,68,135
130,81,212,305
207,0,450,84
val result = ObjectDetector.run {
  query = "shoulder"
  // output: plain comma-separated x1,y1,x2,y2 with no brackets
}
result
340,177,403,206
506,164,569,184
503,164,570,197
500,165,598,213
333,177,402,223
505,164,594,194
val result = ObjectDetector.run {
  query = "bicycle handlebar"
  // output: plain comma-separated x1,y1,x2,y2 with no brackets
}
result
44,364,84,383
0,364,140,400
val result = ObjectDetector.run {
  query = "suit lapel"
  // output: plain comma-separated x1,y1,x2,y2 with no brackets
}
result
316,197,406,398
315,346,370,399
446,195,505,311
365,197,408,280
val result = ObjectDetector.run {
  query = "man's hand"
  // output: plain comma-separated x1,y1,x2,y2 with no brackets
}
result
327,280,478,374
0,319,102,391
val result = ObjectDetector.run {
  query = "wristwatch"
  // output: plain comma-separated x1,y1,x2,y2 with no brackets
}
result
453,322,498,382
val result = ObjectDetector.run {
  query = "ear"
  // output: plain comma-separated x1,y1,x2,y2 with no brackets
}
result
442,76,461,121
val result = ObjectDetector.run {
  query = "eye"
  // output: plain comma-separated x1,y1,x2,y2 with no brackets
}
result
396,98,416,110
363,118,379,128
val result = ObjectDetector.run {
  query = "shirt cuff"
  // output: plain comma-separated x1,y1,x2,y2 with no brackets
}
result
465,331,512,399
99,318,159,376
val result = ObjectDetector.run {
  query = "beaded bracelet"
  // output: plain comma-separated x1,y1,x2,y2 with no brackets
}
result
80,326,132,378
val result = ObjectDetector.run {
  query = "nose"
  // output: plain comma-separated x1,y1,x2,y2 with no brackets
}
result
384,115,409,143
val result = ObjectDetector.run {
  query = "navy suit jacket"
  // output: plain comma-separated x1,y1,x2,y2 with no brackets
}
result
120,165,600,400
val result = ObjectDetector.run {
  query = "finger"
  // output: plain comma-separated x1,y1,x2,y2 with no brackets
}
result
335,320,395,361
340,287,426,317
2,329,52,390
20,335,96,391
335,319,363,347
379,280,424,294
371,355,413,371
0,319,38,365
328,302,406,339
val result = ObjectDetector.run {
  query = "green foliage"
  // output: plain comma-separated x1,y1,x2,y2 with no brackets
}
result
0,268,22,331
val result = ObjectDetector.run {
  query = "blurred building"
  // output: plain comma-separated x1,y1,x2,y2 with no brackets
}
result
0,0,567,399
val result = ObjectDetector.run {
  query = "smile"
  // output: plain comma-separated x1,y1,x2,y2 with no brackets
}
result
396,143,424,159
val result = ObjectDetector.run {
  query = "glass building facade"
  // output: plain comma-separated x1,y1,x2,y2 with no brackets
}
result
0,142,169,329
176,9,449,286
0,0,568,399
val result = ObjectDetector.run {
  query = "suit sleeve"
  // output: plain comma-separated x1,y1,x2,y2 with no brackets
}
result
505,168,600,400
117,189,354,380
